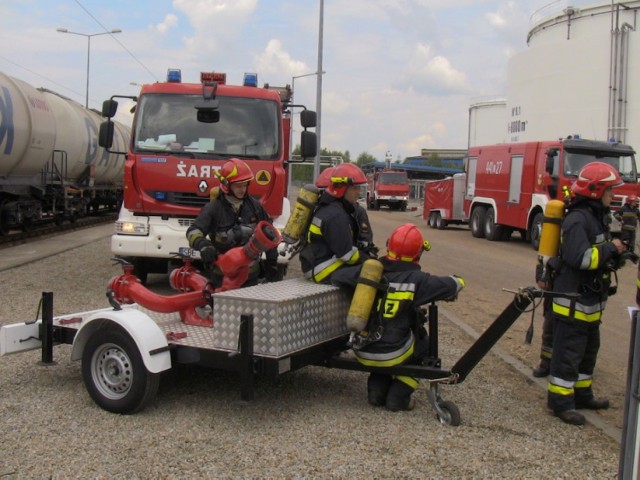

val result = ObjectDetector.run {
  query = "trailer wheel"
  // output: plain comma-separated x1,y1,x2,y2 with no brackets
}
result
82,327,160,414
428,212,437,228
0,200,9,236
436,400,461,426
530,212,544,250
470,206,486,238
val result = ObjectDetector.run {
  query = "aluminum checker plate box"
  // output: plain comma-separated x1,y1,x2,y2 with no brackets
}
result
211,277,350,357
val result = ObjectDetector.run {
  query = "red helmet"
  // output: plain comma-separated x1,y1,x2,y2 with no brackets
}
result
570,162,623,199
315,167,336,189
386,224,430,263
326,163,367,198
215,158,254,194
628,194,638,204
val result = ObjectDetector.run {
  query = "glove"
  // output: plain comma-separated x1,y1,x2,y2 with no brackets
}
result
200,245,218,265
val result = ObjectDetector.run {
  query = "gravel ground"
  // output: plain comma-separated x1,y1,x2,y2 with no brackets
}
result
0,234,623,479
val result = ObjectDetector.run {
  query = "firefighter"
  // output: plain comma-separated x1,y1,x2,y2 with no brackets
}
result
331,223,465,411
186,158,280,289
613,194,640,253
300,163,371,284
315,166,378,258
547,162,626,425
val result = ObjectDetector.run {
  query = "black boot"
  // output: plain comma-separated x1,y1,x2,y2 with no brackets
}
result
532,359,550,378
385,379,416,412
555,409,585,426
576,397,610,410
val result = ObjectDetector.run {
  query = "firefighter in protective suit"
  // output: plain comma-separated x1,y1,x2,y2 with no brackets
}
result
331,224,465,411
186,158,280,289
547,162,626,425
300,163,370,284
315,166,378,258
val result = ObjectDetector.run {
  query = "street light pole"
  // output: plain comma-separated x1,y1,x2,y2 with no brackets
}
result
56,28,122,108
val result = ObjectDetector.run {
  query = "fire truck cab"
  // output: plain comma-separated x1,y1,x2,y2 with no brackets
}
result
99,69,317,282
366,169,409,211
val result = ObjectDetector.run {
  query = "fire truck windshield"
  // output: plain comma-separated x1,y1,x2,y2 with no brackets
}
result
563,151,637,183
133,94,280,159
378,172,408,184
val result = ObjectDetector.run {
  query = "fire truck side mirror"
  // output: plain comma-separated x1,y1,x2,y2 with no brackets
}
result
300,131,317,159
101,99,118,118
98,121,114,149
300,110,317,128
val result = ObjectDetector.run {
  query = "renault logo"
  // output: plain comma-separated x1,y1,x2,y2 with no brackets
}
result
198,180,208,193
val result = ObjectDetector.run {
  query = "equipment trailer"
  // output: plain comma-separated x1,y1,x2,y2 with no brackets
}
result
0,263,544,426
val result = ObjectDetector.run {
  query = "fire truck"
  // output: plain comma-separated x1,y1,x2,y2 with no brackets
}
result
99,69,317,282
365,169,410,211
423,137,639,248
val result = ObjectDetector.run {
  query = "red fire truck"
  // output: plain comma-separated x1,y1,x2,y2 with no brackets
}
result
423,137,639,248
99,69,316,282
365,169,410,211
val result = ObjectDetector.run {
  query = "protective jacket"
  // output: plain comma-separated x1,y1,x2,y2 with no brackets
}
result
548,198,619,413
551,199,618,322
300,192,365,284
186,194,277,287
332,259,463,366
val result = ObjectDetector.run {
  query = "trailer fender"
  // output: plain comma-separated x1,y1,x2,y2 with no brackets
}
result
71,309,171,374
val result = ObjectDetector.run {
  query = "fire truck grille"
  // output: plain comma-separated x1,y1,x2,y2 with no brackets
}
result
146,191,209,208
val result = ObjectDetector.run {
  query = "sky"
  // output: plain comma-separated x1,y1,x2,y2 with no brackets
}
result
0,0,596,161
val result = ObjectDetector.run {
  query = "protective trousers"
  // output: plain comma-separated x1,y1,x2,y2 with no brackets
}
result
547,316,600,413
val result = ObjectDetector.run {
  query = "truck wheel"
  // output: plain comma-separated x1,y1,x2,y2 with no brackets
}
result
82,326,160,414
484,207,504,241
530,212,544,250
400,202,407,212
373,199,380,211
0,200,10,236
470,206,486,238
428,212,437,228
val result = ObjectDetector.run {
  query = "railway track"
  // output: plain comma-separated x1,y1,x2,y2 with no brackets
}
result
0,213,116,248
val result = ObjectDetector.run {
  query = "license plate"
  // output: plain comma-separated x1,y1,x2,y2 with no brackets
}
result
178,247,201,259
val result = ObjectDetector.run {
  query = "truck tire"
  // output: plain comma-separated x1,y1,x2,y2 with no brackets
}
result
435,213,447,230
400,202,407,212
132,259,149,285
82,326,161,414
428,212,437,228
484,207,504,241
530,212,544,250
373,199,380,211
470,206,486,238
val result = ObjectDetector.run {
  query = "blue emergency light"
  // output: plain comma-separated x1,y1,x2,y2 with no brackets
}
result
154,191,166,200
167,69,182,83
243,73,258,87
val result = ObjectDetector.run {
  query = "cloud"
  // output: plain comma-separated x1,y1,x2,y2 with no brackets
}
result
155,14,178,34
254,39,308,79
403,43,471,95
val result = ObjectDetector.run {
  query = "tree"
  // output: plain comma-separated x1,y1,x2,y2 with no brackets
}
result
356,152,377,166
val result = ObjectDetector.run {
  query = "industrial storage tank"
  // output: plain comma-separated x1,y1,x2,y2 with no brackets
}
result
0,71,130,233
467,96,507,147
505,1,640,147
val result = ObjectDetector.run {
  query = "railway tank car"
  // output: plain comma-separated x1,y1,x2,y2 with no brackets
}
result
0,71,130,234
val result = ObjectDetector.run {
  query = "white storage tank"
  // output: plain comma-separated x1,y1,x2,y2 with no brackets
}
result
468,96,507,147
506,1,640,147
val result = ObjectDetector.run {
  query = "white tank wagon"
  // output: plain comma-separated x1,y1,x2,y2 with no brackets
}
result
506,1,640,148
0,71,130,234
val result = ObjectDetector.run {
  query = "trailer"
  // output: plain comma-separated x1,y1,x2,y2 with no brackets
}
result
0,259,544,427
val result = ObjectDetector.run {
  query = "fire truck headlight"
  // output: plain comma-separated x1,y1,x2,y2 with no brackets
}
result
115,220,149,235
